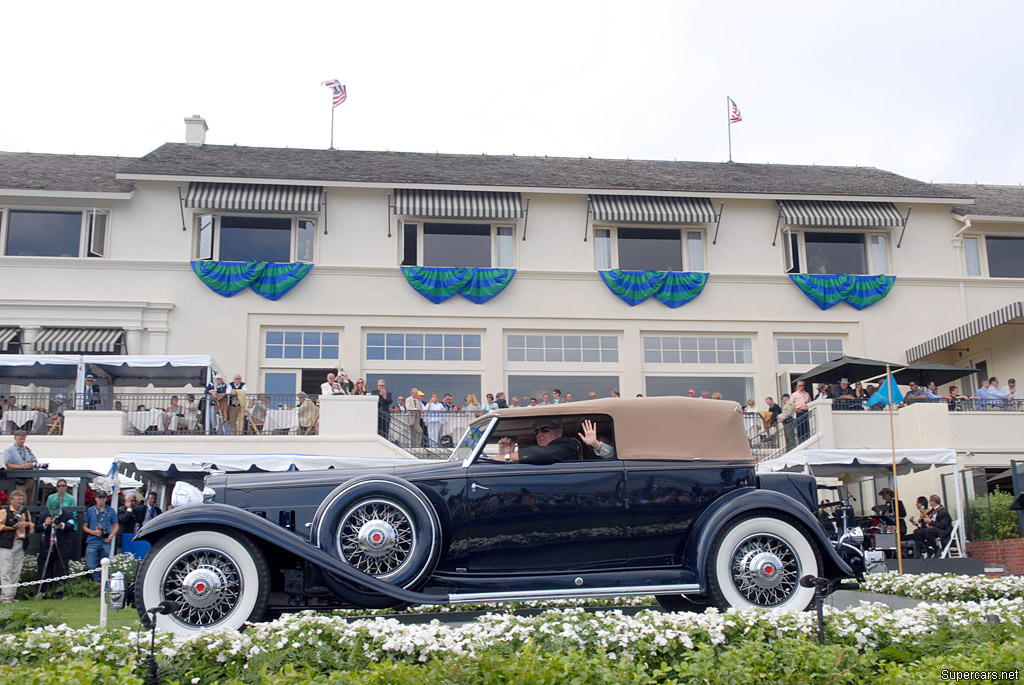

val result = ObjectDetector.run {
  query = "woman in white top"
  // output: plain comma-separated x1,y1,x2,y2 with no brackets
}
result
422,393,447,447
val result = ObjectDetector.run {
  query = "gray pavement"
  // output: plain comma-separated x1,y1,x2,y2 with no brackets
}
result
826,589,930,610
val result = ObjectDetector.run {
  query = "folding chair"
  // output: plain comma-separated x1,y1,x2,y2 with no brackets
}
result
939,518,964,559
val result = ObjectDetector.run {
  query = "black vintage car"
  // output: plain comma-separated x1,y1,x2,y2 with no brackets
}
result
135,397,864,634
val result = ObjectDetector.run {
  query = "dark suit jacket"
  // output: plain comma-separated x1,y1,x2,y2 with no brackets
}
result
36,508,75,558
930,505,953,535
518,436,580,465
374,390,392,411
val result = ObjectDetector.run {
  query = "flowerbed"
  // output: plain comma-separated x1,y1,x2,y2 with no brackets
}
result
862,572,1024,601
0,600,1022,683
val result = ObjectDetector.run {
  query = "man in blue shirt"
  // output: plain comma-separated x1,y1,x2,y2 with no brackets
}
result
83,491,118,581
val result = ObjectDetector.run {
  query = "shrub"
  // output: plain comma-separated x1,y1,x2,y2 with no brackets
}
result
969,488,1020,540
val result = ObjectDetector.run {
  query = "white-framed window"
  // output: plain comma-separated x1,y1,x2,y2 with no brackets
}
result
645,375,754,405
366,331,482,362
594,226,706,271
400,221,515,268
194,214,316,263
776,337,844,366
643,336,753,364
783,229,890,275
507,334,619,363
264,330,340,361
962,235,1024,278
1,207,110,258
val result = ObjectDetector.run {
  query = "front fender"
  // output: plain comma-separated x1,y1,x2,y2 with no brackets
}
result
135,504,450,605
685,488,855,590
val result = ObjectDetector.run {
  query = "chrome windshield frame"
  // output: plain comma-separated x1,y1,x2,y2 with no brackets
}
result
457,416,498,468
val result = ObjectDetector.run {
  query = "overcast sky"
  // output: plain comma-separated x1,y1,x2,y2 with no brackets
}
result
3,1,1021,185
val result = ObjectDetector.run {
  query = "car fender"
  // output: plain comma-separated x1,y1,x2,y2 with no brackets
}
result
685,488,855,589
135,503,450,605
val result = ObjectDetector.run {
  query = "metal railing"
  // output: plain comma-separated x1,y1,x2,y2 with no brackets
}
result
0,393,66,435
830,397,1023,412
379,408,473,459
104,393,320,436
749,409,817,464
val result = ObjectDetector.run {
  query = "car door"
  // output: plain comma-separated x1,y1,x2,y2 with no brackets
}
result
462,459,627,573
625,462,755,567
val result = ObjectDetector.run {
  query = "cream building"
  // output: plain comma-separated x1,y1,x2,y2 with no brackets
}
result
0,116,1021,509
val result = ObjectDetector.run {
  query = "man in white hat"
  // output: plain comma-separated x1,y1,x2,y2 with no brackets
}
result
834,378,857,410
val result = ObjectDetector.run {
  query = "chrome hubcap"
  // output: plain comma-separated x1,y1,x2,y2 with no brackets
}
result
338,499,414,578
161,548,242,626
730,534,799,606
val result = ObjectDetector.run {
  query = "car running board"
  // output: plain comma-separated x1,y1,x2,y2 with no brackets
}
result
447,583,702,604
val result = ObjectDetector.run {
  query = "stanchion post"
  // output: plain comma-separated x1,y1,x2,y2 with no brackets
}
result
99,558,109,628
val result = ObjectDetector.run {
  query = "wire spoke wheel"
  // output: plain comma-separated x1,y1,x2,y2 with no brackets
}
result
707,514,819,612
728,533,799,606
137,528,269,635
337,499,415,578
162,547,243,627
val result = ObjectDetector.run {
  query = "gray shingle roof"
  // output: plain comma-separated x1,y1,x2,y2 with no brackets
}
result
0,152,135,194
942,183,1024,218
120,143,968,200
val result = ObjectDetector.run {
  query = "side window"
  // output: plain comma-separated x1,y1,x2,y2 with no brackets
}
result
87,210,108,258
197,214,215,260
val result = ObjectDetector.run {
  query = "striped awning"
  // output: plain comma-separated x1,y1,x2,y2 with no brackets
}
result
590,195,717,224
185,183,322,213
778,200,904,228
394,189,524,219
35,328,125,354
907,301,1024,362
0,328,18,352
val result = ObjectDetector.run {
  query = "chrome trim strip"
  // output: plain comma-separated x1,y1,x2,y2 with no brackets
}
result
447,583,701,604
461,416,498,468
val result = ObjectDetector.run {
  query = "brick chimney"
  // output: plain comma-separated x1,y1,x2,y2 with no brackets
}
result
184,115,208,146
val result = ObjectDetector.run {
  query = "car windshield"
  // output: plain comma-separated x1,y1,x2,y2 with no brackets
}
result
449,417,494,462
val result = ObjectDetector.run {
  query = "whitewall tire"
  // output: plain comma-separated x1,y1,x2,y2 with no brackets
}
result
707,514,819,611
135,528,269,635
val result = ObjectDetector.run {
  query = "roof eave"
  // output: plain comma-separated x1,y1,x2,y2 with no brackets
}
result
0,189,135,200
115,173,967,203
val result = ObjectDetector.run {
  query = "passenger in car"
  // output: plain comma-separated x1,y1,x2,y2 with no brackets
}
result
577,418,615,459
497,420,580,464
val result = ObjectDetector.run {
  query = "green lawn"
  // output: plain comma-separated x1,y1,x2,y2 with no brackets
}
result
0,596,142,632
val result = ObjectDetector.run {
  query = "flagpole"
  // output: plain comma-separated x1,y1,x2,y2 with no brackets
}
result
885,364,904,575
727,96,733,163
329,106,335,151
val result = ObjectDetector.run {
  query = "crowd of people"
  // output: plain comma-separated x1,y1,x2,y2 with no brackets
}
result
0,429,165,601
871,488,955,559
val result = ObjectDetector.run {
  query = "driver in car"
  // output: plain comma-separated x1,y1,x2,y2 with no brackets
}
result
497,420,580,464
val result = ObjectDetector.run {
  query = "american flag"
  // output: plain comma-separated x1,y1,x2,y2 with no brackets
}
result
729,97,742,124
322,80,347,108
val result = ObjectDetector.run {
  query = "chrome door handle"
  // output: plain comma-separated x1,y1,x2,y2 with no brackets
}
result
470,482,489,492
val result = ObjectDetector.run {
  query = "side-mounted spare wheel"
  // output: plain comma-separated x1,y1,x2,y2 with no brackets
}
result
706,513,821,611
135,526,270,635
311,475,442,609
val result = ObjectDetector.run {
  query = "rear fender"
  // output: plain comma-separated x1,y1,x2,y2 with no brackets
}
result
685,489,855,590
135,504,450,605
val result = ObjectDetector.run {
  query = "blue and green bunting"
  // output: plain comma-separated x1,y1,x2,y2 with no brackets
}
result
401,266,516,304
789,274,895,310
599,270,708,307
654,271,709,308
845,274,896,310
250,262,314,301
191,261,313,300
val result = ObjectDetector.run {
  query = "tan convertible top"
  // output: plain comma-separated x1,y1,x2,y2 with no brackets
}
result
477,396,753,463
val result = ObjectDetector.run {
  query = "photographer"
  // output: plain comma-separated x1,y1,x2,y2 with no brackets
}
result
0,490,34,603
4,430,39,505
35,504,75,599
83,490,118,582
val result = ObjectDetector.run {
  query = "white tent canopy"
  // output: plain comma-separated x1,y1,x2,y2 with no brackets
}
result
117,452,419,476
758,448,957,478
758,447,966,551
83,355,221,388
0,354,82,386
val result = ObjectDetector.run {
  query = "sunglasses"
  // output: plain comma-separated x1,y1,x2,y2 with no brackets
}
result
534,426,558,435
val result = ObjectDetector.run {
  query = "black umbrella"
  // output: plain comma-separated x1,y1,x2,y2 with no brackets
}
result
793,355,900,386
891,362,978,387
